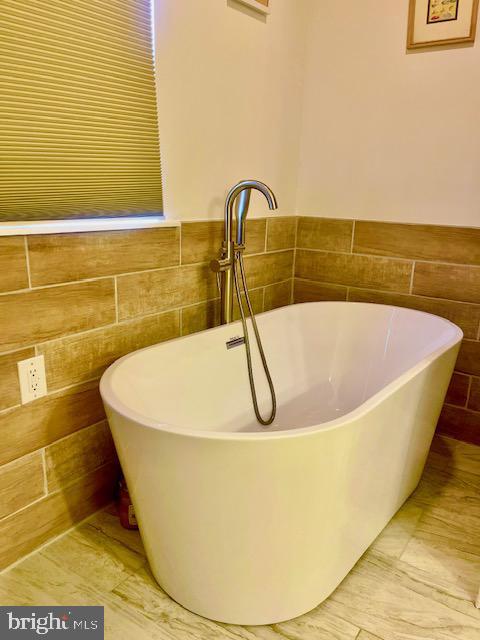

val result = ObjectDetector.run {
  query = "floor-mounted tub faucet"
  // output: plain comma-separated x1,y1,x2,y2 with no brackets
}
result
210,179,278,426
210,180,278,324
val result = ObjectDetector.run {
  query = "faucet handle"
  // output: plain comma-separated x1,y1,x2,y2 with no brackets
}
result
210,257,230,273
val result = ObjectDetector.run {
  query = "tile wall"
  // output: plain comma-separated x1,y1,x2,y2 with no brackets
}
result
294,217,480,447
0,217,296,569
1,213,478,568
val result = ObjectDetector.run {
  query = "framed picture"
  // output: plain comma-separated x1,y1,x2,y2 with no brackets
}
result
407,0,479,48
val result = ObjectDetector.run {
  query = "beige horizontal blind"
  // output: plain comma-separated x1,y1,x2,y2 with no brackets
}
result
0,0,163,220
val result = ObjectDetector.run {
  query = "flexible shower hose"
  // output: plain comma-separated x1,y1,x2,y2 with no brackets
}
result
232,249,277,426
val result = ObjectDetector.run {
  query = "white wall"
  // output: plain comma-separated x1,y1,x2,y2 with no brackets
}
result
154,0,309,220
296,1,480,226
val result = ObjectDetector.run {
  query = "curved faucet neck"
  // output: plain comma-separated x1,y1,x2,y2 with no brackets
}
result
224,179,278,244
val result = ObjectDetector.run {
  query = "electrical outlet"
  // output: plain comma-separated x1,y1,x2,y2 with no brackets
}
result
17,355,48,404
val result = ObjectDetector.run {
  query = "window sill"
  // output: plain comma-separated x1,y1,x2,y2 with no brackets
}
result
0,216,180,236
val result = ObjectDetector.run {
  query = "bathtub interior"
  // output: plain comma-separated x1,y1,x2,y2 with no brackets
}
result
105,302,461,433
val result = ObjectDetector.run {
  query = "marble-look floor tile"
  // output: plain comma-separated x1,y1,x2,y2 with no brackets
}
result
357,632,384,640
0,553,175,640
369,501,423,559
87,508,146,557
39,520,146,592
321,552,480,639
428,436,480,478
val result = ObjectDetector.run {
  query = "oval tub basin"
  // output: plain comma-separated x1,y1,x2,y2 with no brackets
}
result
100,301,462,625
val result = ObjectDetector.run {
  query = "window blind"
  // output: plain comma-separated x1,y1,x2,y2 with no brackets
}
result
0,0,163,220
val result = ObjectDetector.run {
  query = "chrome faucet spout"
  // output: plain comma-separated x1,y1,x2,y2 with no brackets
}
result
225,179,278,246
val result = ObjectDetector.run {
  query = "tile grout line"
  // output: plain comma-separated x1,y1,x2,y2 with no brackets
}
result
40,448,49,496
113,276,119,324
466,376,473,409
350,219,355,253
23,236,32,289
409,260,416,294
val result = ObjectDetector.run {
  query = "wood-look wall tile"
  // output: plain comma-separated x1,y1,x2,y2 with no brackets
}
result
242,219,267,255
243,250,294,289
0,238,28,293
46,421,116,492
266,217,297,251
413,262,480,304
0,279,116,352
28,228,180,287
117,264,217,321
0,463,118,570
181,221,223,265
294,278,348,303
0,452,45,520
181,300,220,336
354,221,480,264
468,377,480,412
437,405,480,446
264,280,292,311
233,287,264,319
38,310,179,391
456,340,480,377
0,348,35,411
296,250,412,293
445,373,470,407
297,217,353,252
0,381,105,467
181,219,266,265
348,289,480,339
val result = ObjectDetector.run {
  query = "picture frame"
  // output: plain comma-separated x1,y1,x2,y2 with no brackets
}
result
407,0,479,48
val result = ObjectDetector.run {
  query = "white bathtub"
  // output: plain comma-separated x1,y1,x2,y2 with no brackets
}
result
100,302,462,625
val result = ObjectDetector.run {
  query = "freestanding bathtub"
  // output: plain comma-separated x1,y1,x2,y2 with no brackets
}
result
100,302,462,625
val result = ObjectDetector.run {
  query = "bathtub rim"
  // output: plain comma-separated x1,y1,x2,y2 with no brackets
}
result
100,301,463,441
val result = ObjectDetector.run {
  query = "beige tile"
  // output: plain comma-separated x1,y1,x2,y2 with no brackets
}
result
181,219,266,265
0,347,35,411
38,310,180,391
88,509,145,557
46,421,116,492
437,405,480,446
181,299,220,336
233,287,264,319
0,381,105,466
0,553,167,639
117,264,217,321
243,250,294,289
428,435,480,478
294,279,347,303
468,377,480,412
243,218,267,255
354,221,480,265
400,529,480,602
297,217,353,252
181,220,223,265
40,520,145,592
369,501,423,560
273,609,360,640
321,552,480,640
264,280,292,311
0,237,28,293
413,262,480,304
445,373,470,407
348,289,480,339
296,250,412,293
456,340,480,376
0,279,116,352
266,217,296,251
0,462,118,570
0,452,45,520
28,228,180,286
357,632,383,640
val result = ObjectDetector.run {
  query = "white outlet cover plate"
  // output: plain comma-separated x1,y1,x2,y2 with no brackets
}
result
17,355,48,404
